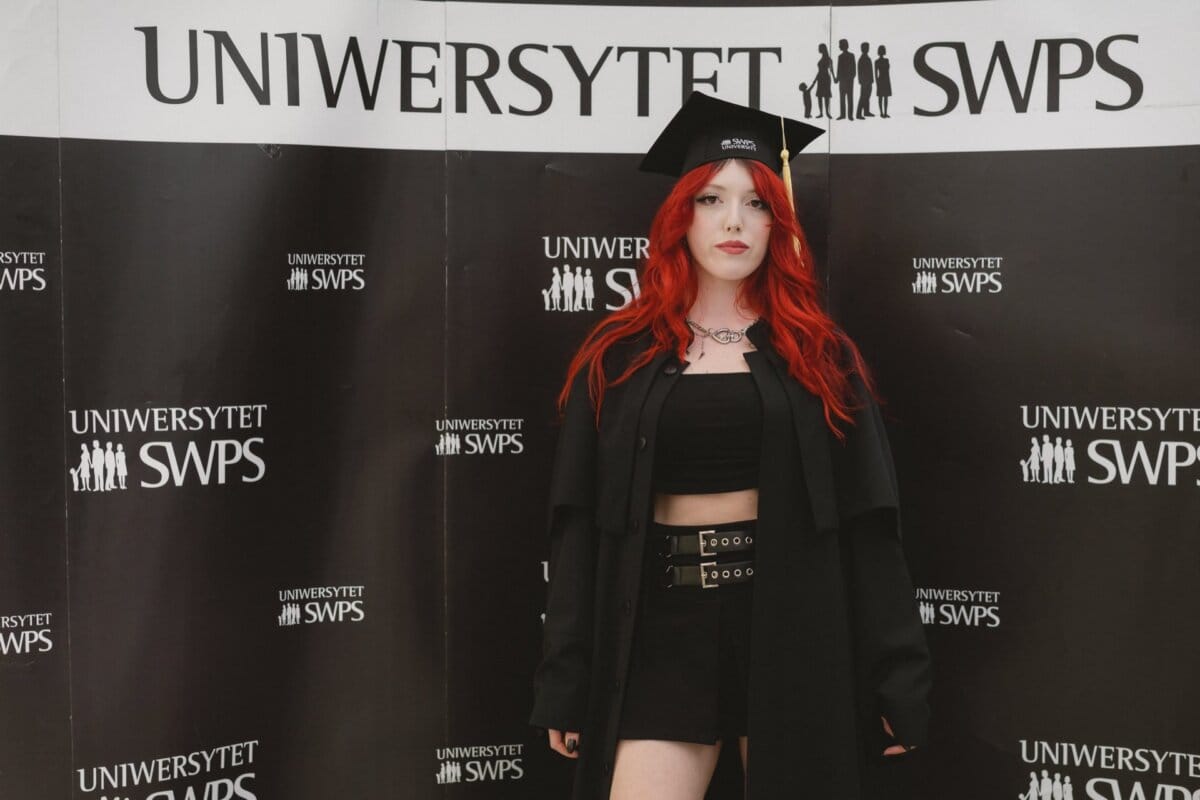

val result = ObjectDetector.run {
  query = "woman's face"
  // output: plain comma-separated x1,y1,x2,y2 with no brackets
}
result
685,159,772,285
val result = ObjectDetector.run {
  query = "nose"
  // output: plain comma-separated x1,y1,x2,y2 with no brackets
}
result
724,204,743,232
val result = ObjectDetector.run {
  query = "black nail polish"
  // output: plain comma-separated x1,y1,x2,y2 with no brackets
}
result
566,739,577,754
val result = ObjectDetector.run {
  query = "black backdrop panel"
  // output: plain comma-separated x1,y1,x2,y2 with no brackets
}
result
829,145,1200,797
59,140,447,798
0,136,70,798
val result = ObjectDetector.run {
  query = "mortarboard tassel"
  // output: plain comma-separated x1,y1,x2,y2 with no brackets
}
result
779,116,802,255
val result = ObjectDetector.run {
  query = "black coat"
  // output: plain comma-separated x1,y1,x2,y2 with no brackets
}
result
530,318,932,800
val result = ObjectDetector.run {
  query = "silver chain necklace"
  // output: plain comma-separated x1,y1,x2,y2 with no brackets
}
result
685,317,757,360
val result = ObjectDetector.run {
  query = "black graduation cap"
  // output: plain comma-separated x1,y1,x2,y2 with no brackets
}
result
639,90,825,177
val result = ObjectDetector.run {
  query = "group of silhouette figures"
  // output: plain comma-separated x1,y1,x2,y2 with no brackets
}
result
542,266,595,312
286,267,310,291
278,603,302,626
435,761,462,784
70,441,128,492
912,272,940,294
435,432,463,455
1021,770,1075,800
1021,435,1077,484
799,40,892,120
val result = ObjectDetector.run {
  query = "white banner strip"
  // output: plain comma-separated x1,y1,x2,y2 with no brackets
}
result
1,0,1197,153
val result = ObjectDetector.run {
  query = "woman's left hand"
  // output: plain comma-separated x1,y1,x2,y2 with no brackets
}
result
881,716,916,757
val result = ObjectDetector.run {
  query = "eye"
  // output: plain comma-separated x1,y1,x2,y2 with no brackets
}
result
748,198,769,211
695,194,719,205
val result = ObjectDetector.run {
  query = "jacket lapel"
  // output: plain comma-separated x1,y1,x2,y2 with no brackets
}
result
746,320,841,534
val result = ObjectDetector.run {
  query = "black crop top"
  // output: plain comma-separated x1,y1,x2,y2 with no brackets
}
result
652,372,763,494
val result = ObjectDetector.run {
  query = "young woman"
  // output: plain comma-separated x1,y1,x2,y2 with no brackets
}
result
529,91,931,800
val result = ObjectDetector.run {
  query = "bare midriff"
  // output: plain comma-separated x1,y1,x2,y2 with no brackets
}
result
652,487,759,525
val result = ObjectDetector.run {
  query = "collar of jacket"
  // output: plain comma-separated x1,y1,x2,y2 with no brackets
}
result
608,318,840,535
744,319,840,534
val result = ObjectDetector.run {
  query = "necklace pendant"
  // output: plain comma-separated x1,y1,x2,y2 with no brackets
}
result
711,328,742,345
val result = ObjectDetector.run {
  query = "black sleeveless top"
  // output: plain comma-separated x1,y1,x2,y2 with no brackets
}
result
652,371,763,494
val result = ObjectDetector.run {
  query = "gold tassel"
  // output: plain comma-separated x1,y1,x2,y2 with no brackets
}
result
780,116,802,255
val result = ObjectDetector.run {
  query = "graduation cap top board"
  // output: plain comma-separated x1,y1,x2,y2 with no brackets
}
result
639,91,826,252
639,90,825,177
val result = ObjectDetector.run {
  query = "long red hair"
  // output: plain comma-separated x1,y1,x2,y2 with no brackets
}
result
559,158,880,442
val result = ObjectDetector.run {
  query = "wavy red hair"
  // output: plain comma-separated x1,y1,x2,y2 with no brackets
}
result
558,158,880,442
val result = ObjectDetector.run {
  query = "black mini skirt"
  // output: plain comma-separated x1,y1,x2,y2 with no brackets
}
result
615,518,755,745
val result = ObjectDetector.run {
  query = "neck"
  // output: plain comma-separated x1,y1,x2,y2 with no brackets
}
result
688,272,757,329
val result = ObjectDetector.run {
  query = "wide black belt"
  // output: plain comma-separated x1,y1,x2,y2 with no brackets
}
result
655,523,756,589
665,559,755,589
659,527,755,557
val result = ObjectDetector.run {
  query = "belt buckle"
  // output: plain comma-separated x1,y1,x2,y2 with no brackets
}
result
697,529,717,557
699,560,718,589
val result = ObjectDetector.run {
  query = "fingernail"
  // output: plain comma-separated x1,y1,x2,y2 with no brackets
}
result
566,739,577,753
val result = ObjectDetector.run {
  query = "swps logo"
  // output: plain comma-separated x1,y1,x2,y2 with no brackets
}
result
911,257,1005,295
285,252,365,291
541,236,647,313
276,586,365,626
720,137,757,151
67,404,268,490
0,250,48,291
915,588,1001,628
434,744,524,784
0,612,54,657
1019,739,1200,800
1019,404,1200,487
434,418,524,456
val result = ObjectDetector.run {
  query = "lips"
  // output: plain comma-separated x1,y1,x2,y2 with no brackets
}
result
716,242,749,254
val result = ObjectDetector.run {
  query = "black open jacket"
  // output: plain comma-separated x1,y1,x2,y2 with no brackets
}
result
529,319,932,799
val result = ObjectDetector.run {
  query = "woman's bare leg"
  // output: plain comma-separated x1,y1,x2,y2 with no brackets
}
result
609,739,722,800
739,737,748,797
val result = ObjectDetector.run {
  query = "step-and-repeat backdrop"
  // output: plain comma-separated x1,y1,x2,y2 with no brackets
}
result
2,0,1197,797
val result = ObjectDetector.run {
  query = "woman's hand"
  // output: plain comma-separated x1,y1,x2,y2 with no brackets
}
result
548,729,582,759
881,716,916,757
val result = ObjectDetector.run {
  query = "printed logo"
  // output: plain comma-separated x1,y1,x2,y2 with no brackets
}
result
1019,739,1200,800
911,256,1004,295
277,603,302,626
0,611,54,657
1020,435,1078,485
133,28,1142,124
67,403,267,491
915,588,1001,627
799,40,895,121
541,236,647,313
276,586,365,626
286,267,309,291
435,761,462,784
70,442,130,492
914,35,1142,117
542,265,596,312
1020,405,1200,486
0,250,48,291
720,137,758,151
1018,769,1076,800
434,418,524,456
77,739,259,800
285,252,365,291
434,744,524,784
